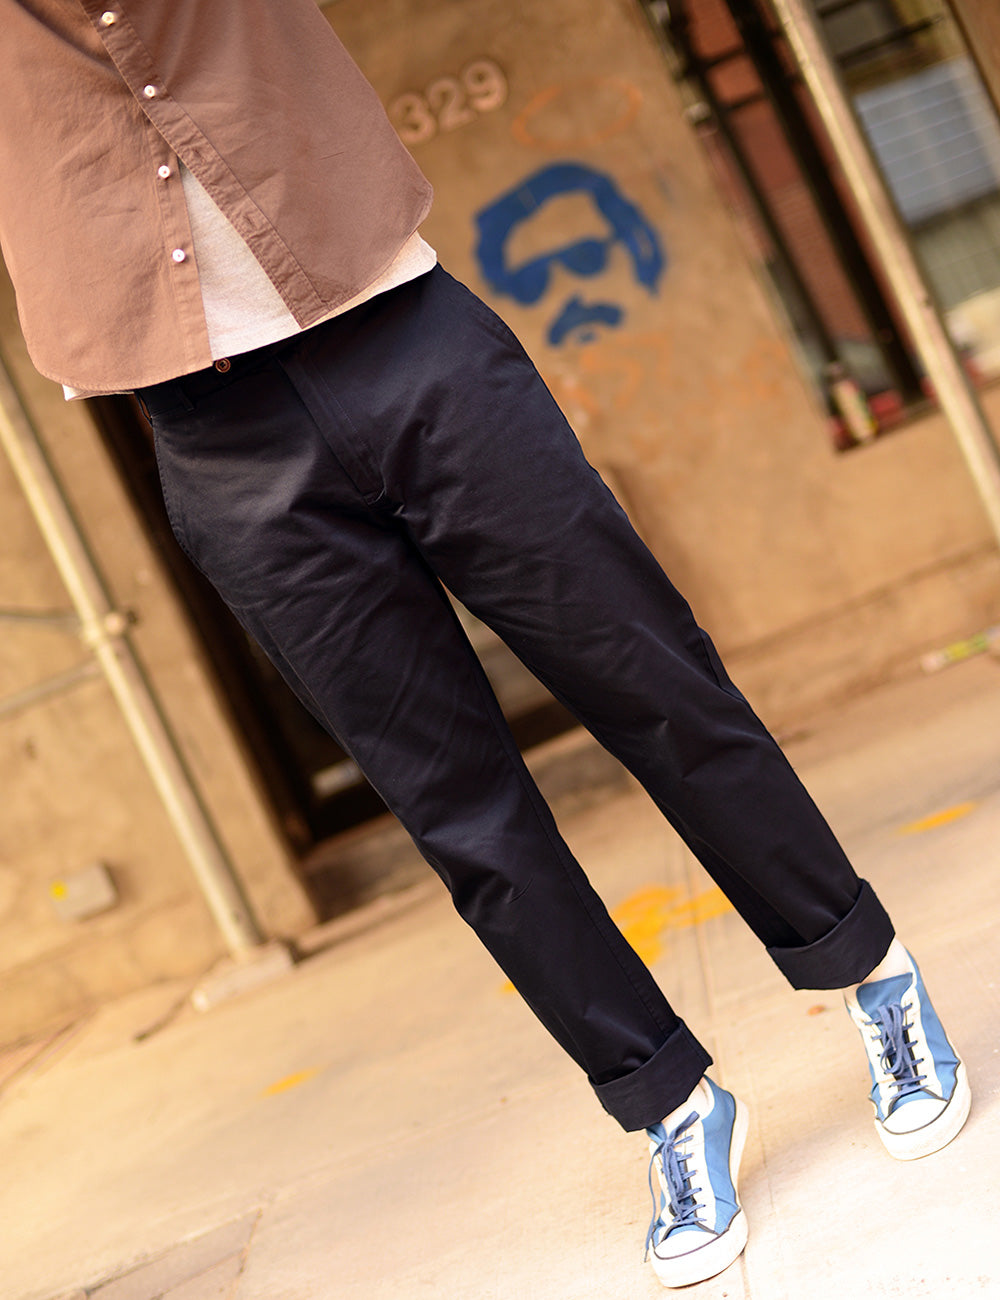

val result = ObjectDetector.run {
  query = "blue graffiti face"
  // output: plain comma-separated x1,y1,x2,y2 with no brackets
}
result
474,162,665,345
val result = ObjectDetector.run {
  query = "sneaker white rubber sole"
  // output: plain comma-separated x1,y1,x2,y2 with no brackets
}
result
876,1059,972,1160
648,1097,750,1289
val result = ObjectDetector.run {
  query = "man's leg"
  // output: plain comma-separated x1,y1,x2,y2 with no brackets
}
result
267,265,966,1284
141,266,966,1289
142,336,709,1132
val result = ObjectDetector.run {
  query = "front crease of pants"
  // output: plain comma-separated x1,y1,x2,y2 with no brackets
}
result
139,266,895,1131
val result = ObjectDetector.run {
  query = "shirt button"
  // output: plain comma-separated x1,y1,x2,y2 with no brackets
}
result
171,248,187,263
100,10,117,24
214,358,232,373
143,84,158,98
157,165,172,180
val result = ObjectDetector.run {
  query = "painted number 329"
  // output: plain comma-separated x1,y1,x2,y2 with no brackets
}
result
390,59,508,146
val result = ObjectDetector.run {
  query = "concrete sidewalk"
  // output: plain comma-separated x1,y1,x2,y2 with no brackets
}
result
3,657,999,1300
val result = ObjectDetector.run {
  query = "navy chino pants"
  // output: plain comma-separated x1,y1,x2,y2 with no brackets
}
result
140,266,894,1130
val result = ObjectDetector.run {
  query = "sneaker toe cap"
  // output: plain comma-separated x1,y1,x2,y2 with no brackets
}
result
883,1094,947,1135
653,1224,717,1261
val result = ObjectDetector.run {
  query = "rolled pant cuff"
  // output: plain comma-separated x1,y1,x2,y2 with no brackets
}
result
591,1021,712,1132
766,879,895,990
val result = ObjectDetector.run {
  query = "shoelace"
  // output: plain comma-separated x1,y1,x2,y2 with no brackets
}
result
868,1000,928,1105
645,1111,705,1255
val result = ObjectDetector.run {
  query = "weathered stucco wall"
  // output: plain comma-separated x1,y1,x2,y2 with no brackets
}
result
324,0,1000,719
0,272,315,1045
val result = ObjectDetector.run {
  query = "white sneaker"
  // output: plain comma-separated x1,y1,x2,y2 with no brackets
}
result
644,1077,749,1288
845,950,971,1159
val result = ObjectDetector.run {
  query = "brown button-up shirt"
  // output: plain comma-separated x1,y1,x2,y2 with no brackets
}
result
0,0,432,391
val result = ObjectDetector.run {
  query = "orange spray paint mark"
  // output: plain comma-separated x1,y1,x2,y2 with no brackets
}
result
898,802,978,836
501,883,732,993
261,1067,321,1097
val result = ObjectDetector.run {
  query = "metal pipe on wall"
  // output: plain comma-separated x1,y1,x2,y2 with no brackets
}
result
0,356,264,955
767,0,1000,548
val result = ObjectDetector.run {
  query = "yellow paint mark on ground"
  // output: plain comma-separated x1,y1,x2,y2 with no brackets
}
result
612,885,733,965
898,801,978,836
501,883,732,992
261,1067,320,1097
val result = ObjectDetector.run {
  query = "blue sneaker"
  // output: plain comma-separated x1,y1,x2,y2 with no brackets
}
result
845,950,971,1160
644,1077,749,1288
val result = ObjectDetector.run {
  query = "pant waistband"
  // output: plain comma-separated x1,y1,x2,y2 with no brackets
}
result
135,332,300,418
135,270,440,419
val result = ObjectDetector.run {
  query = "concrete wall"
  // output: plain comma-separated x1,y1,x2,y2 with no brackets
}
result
324,0,1000,721
0,272,315,1046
